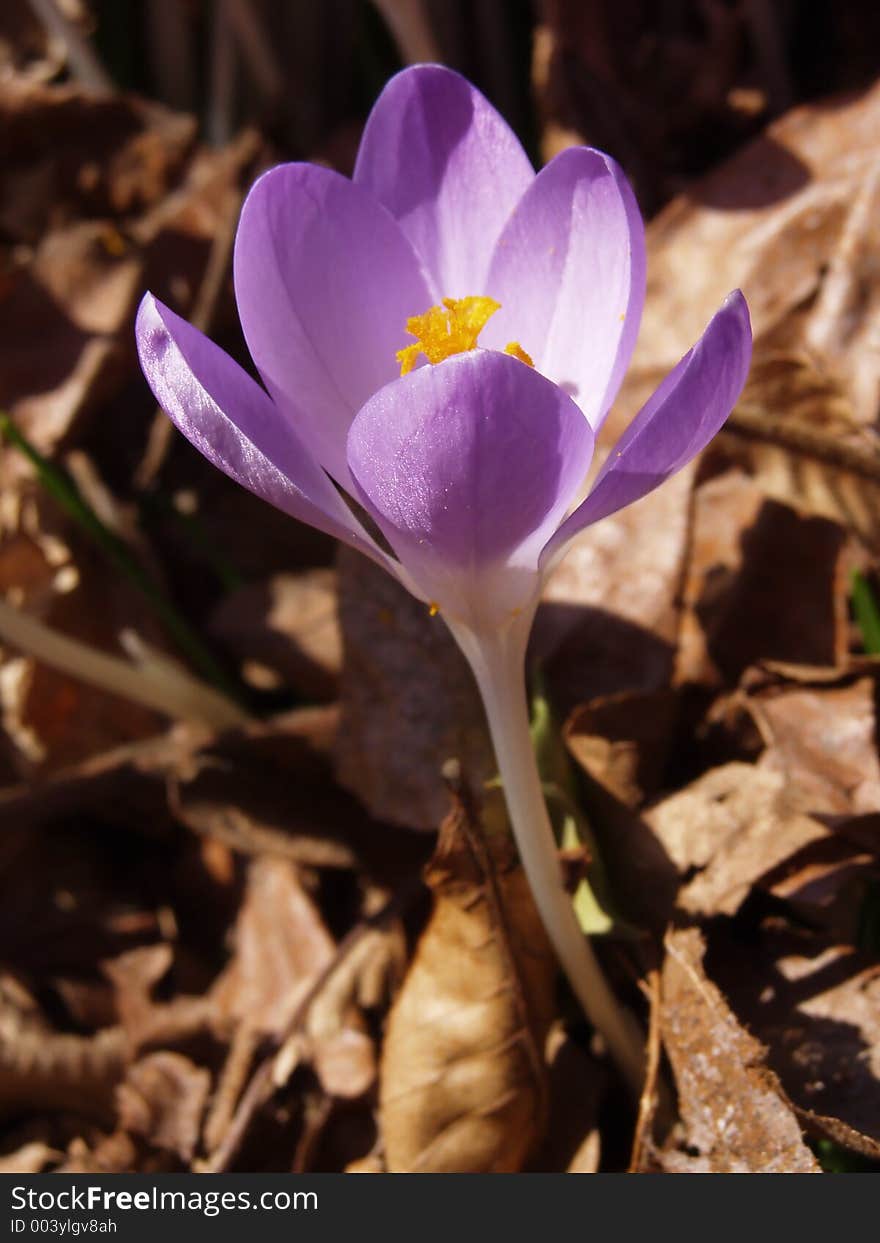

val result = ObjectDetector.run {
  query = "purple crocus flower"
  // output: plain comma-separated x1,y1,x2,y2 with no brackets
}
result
136,65,751,1092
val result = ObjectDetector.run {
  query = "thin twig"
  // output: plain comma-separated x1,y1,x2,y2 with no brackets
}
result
629,968,663,1172
203,879,422,1171
724,403,880,484
203,1024,261,1155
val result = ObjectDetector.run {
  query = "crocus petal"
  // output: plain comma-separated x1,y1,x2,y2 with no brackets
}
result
482,147,646,432
542,291,752,564
233,163,431,489
136,293,386,565
353,64,534,299
346,351,594,630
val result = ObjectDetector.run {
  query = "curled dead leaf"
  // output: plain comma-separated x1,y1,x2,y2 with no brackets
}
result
379,783,557,1173
116,1051,210,1164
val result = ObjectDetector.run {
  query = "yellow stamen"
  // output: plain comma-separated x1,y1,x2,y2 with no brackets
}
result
397,295,501,375
428,601,440,617
504,342,534,367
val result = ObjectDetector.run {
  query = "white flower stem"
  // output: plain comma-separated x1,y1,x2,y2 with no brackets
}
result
451,618,646,1099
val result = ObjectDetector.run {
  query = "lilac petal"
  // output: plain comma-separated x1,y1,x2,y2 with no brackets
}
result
136,293,385,565
481,147,646,432
346,350,594,629
542,291,752,564
233,163,431,489
353,64,533,299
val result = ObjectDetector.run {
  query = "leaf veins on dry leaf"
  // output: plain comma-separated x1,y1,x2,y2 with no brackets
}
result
655,928,820,1173
379,782,557,1173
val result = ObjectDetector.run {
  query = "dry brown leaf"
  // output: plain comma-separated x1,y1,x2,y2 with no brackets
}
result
0,1141,60,1174
765,836,877,945
533,0,755,211
116,1051,210,1163
0,75,261,471
562,688,683,928
1,221,144,455
335,545,494,830
310,1028,376,1101
379,785,557,1172
56,1131,138,1175
172,707,390,873
678,668,880,929
550,661,877,926
212,856,335,1036
647,762,828,918
776,952,880,1139
210,569,342,701
677,472,850,689
794,1106,880,1163
291,923,399,1102
0,79,193,457
646,763,783,876
714,366,880,549
0,723,184,842
0,705,424,909
711,925,880,1145
636,81,880,427
573,79,880,547
345,1154,383,1174
206,856,378,1147
536,465,690,719
104,943,213,1052
659,928,819,1173
564,688,677,809
0,78,194,244
751,676,880,817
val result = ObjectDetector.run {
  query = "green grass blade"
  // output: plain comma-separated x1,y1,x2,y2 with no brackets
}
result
852,569,880,655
